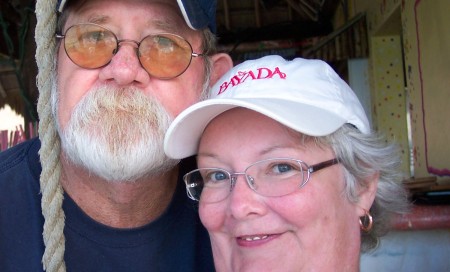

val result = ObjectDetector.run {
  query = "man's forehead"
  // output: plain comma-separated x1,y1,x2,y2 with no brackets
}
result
59,0,215,32
60,0,180,12
59,0,197,38
85,0,180,13
66,0,184,23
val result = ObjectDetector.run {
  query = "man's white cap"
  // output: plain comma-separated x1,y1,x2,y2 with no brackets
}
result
164,55,370,159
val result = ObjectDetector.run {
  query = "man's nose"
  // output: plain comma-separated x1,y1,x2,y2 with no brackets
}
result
98,42,150,86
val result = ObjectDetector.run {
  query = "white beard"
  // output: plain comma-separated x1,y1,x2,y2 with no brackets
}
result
57,84,178,182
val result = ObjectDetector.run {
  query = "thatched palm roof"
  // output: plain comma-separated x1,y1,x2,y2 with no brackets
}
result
0,57,22,116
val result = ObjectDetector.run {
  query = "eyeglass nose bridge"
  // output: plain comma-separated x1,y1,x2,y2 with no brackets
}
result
230,172,257,192
112,39,140,55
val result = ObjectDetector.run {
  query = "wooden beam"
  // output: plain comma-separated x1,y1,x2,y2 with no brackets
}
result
222,0,231,30
254,0,261,28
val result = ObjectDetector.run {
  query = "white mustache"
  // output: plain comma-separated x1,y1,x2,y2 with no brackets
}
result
59,85,178,182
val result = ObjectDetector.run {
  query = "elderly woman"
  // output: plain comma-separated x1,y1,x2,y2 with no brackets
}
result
164,55,409,271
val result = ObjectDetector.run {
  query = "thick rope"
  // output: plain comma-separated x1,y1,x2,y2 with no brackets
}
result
35,0,66,271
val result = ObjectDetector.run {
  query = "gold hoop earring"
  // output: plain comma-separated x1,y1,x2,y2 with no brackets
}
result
359,209,373,232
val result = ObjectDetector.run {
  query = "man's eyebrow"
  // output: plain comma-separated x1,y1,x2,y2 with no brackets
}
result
85,15,181,34
85,15,110,25
150,18,180,33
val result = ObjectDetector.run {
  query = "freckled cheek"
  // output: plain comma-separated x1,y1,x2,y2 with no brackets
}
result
273,196,319,228
164,69,205,116
56,87,73,130
161,96,198,118
169,91,202,117
56,51,98,128
199,202,226,231
58,100,84,131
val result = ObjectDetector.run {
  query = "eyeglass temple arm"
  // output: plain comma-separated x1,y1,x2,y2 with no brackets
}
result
192,52,206,57
308,158,339,174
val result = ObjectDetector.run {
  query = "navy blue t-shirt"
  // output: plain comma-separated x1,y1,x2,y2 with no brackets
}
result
0,138,214,271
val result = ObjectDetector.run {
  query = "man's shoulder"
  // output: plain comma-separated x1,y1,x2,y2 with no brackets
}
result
0,137,40,162
0,138,44,271
0,137,41,182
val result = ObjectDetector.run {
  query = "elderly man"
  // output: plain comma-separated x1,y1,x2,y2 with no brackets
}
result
0,0,232,271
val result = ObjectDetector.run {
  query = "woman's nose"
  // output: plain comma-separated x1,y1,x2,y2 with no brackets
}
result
228,175,267,219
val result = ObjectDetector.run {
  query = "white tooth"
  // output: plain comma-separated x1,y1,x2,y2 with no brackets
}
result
242,235,269,241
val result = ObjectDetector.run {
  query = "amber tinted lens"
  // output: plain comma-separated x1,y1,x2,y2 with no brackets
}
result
64,24,117,69
139,34,193,79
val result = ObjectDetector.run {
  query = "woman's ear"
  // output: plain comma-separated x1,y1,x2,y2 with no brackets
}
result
356,172,379,216
209,53,233,86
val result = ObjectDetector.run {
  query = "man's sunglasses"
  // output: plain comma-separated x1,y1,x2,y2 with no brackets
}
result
56,23,205,79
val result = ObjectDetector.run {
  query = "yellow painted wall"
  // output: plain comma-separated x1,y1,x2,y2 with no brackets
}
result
356,0,450,180
335,0,450,180
402,0,450,179
366,0,402,35
370,36,410,177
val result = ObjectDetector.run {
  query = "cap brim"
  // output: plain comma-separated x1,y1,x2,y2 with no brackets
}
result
164,98,346,159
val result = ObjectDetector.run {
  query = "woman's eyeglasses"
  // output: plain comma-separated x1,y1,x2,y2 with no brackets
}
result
56,23,205,79
184,158,339,203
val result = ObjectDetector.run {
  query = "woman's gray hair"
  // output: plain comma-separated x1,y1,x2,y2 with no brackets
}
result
313,124,410,252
